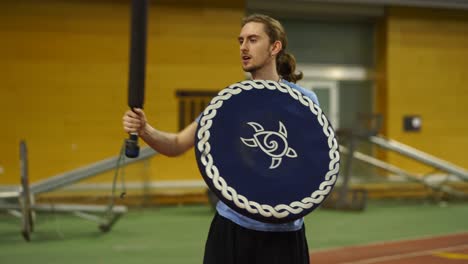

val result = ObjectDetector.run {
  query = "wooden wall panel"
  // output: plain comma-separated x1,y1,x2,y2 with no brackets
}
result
385,7,468,173
0,0,245,185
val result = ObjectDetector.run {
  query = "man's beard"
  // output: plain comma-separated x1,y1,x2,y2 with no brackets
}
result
242,51,273,74
243,63,261,73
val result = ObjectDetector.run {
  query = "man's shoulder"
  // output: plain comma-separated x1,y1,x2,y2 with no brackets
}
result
281,80,319,105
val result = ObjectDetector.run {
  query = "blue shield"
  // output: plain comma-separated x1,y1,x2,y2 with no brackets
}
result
195,80,340,223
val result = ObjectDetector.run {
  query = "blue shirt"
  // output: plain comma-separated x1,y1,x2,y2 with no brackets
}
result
199,79,319,232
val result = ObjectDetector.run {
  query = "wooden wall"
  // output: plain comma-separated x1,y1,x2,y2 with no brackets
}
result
0,0,245,186
383,7,468,173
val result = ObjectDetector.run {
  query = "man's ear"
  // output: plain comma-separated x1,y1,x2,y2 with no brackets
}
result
271,40,282,56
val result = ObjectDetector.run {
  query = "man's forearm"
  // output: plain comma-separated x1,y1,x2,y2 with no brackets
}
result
139,124,184,157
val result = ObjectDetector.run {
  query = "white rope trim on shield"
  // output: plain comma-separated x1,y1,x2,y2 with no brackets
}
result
197,80,340,219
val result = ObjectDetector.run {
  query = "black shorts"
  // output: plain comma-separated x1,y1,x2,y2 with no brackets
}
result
203,213,310,264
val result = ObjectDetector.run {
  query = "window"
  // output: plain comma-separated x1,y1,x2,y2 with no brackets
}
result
175,90,218,130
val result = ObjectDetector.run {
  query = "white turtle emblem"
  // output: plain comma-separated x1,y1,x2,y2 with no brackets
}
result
240,121,298,169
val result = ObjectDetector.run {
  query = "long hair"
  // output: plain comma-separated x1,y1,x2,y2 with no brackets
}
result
241,14,303,83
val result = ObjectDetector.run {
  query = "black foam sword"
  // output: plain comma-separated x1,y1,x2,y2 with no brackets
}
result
125,0,149,158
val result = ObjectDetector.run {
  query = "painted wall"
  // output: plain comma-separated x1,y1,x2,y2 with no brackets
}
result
0,0,245,186
384,7,468,173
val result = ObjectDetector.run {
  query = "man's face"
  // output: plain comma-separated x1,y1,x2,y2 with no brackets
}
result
238,22,274,73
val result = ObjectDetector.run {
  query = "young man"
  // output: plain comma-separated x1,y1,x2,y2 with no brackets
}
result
123,14,319,264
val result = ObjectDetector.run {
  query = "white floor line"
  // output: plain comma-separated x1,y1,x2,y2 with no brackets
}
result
310,231,468,254
341,244,468,264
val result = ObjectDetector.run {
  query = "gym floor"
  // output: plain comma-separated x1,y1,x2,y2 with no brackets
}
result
1,200,467,264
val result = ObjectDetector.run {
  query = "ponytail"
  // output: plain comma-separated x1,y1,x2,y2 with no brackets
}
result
277,52,303,83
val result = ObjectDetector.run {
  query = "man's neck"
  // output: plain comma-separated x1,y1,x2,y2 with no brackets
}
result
251,73,280,82
250,62,280,81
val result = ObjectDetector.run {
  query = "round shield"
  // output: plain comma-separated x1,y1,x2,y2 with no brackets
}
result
195,80,340,223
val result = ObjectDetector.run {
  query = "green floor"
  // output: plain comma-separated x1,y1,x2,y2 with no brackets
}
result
1,200,467,264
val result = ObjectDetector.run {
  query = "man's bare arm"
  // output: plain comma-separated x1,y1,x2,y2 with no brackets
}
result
122,108,198,157
140,121,198,157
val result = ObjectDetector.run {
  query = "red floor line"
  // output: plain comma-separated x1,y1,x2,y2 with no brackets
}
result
341,244,468,264
310,231,468,254
309,232,468,264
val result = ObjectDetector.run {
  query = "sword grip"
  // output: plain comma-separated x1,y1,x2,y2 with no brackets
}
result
125,133,140,158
